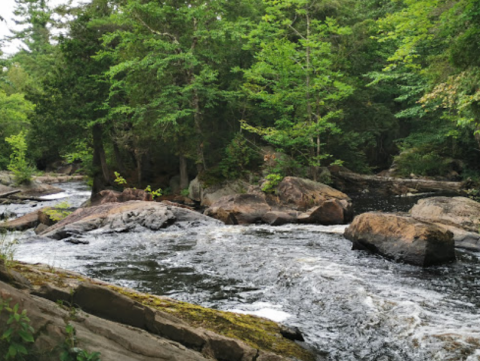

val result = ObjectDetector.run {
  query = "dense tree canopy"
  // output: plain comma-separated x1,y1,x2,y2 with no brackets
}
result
2,0,480,191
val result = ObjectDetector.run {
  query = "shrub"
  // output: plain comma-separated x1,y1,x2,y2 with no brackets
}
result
393,147,451,177
0,298,35,360
261,173,284,193
5,132,35,185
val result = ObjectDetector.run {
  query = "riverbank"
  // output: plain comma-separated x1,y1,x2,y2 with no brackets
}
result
0,260,314,361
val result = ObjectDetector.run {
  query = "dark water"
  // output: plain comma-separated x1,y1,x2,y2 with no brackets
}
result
6,184,480,361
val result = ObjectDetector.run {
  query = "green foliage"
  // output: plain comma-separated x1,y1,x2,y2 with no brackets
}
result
61,324,101,361
219,133,261,179
44,201,73,222
180,188,190,197
0,298,35,361
5,132,34,185
393,147,451,177
63,140,93,172
144,185,162,200
114,172,162,198
113,172,127,187
261,173,283,193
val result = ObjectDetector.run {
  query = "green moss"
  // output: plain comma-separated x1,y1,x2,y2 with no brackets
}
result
110,286,314,361
11,263,314,361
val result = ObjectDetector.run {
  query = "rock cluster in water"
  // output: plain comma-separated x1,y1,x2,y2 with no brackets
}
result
204,176,353,226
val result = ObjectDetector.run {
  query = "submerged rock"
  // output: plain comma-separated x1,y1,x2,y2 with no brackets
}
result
40,201,219,240
344,212,455,267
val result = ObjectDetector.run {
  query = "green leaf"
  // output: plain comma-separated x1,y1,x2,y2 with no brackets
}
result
18,329,35,343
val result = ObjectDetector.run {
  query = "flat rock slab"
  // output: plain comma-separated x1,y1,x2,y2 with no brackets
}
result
0,207,50,231
40,201,220,240
0,184,20,198
344,212,455,266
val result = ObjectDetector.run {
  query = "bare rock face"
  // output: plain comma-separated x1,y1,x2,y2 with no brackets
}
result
344,212,455,266
91,188,152,206
40,201,219,240
205,177,352,226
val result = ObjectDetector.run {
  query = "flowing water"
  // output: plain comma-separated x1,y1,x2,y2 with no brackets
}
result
4,183,480,361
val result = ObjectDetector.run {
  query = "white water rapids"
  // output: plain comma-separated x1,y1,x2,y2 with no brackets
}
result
3,182,480,361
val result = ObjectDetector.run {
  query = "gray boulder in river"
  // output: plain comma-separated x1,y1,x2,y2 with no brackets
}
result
40,200,220,240
344,212,456,267
410,196,480,251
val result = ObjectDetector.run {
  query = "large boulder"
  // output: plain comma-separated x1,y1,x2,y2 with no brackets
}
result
40,201,219,240
201,180,251,207
204,194,271,225
410,196,480,232
344,212,455,266
410,196,480,251
275,176,350,212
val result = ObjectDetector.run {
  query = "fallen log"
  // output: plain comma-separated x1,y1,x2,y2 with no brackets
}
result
333,170,466,195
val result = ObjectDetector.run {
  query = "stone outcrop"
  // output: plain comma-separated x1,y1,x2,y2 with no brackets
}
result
205,177,352,226
410,196,480,251
40,201,220,240
0,261,314,361
344,212,455,266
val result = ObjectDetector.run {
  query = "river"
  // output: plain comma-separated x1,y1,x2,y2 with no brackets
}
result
5,182,480,361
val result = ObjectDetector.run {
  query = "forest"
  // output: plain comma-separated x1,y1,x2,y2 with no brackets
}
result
1,0,480,193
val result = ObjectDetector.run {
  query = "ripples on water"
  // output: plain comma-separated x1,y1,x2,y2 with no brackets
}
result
6,184,480,361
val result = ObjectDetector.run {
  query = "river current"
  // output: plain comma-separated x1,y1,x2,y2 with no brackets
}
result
5,182,480,361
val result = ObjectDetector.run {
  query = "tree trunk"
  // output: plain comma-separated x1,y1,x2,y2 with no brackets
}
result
91,124,110,197
112,140,127,175
179,154,189,190
135,150,143,186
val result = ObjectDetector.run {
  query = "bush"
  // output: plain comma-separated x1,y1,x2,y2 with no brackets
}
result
5,132,35,185
219,133,261,180
0,298,35,360
261,173,284,193
393,147,451,177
